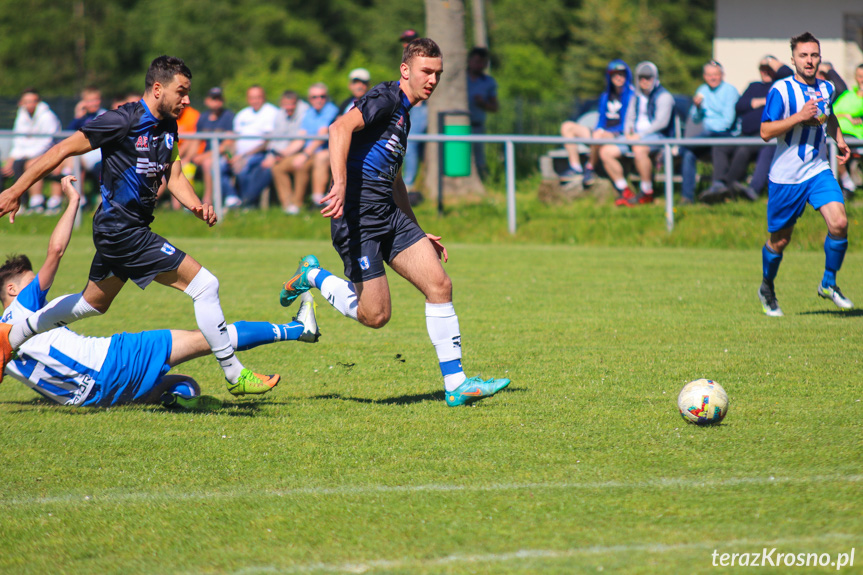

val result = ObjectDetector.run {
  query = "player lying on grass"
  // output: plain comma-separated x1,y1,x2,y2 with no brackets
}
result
279,38,509,407
0,56,278,397
1,282,318,409
0,177,318,409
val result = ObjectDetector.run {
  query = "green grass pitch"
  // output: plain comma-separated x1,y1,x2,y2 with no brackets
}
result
0,223,861,573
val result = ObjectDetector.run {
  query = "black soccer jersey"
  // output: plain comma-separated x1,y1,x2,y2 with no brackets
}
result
81,100,179,231
346,81,412,205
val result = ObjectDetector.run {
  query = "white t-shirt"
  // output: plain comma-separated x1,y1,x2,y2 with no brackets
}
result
233,102,280,156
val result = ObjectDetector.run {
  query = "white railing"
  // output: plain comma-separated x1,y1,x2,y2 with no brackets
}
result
0,130,860,234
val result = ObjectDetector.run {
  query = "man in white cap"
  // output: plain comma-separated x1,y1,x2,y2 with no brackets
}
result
338,68,371,116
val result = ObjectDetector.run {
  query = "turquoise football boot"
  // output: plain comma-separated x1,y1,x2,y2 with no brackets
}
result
445,376,511,407
280,255,320,308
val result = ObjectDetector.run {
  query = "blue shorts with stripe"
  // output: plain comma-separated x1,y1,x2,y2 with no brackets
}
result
81,330,173,407
767,170,843,233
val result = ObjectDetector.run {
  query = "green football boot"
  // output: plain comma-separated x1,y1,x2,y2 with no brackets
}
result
445,376,511,407
226,369,280,396
280,255,320,308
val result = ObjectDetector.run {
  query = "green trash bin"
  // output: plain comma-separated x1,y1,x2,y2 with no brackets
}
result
442,115,471,177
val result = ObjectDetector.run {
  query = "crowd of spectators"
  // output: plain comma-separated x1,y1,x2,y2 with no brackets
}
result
559,55,863,206
3,41,860,215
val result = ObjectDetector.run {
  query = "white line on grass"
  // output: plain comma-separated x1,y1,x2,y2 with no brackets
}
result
231,533,859,574
3,473,860,507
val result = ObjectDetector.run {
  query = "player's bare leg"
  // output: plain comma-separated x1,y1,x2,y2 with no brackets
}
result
155,255,279,395
389,238,509,406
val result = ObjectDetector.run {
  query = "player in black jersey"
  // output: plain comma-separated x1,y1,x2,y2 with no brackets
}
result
0,56,278,396
279,39,510,406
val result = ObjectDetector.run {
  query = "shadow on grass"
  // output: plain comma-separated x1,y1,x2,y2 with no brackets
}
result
798,309,863,317
4,396,267,417
310,386,522,406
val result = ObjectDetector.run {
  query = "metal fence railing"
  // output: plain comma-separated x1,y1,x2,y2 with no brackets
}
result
0,130,860,234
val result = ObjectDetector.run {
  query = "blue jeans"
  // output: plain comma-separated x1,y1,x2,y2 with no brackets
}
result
681,130,731,201
236,152,272,207
403,104,428,188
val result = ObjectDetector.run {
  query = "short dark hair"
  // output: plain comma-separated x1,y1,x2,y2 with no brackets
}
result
469,47,490,60
402,38,442,65
144,56,192,93
791,32,820,52
281,90,299,100
20,87,39,99
0,254,33,298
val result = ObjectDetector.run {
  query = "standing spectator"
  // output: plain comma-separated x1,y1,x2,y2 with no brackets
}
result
400,30,426,203
598,61,674,206
712,56,793,201
1,89,62,213
191,87,236,206
53,86,107,212
265,90,311,214
834,64,863,194
231,84,279,208
560,60,634,187
279,83,338,208
466,46,498,179
338,68,371,116
680,61,740,203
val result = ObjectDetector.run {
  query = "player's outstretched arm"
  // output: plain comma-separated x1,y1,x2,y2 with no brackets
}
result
322,108,365,219
165,159,216,226
38,176,81,291
0,132,92,223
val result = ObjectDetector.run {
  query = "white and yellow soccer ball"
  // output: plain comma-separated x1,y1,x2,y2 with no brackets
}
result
677,379,729,425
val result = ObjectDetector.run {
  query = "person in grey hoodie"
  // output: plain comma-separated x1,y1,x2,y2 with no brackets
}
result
598,61,675,205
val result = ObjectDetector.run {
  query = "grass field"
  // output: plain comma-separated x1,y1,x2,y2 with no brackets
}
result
1,201,861,573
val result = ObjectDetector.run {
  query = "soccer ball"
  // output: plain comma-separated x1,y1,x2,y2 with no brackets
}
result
677,379,729,425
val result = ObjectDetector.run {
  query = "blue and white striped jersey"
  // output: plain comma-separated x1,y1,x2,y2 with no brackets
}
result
762,76,835,185
2,277,110,405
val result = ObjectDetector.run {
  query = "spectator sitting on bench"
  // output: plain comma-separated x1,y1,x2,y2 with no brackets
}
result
713,56,793,201
680,60,739,204
598,61,674,207
559,59,634,186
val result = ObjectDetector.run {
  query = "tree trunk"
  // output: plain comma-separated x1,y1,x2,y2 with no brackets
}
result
424,0,486,201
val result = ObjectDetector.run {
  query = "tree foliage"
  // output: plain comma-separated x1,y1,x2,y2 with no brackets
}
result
0,0,712,112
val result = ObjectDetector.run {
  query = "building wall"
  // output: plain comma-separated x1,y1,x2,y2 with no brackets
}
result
714,0,862,93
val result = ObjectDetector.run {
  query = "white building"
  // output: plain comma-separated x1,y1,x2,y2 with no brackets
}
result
714,0,863,92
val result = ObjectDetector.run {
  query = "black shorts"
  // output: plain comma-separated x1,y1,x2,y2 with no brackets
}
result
89,226,186,289
331,202,426,283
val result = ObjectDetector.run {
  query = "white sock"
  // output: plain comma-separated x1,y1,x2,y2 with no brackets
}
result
841,173,855,190
426,302,466,391
614,178,628,191
28,195,45,209
569,161,582,171
640,181,653,194
10,293,101,348
184,267,244,383
319,273,358,321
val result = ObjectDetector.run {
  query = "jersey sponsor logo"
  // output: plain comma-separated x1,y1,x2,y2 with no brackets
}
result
135,136,149,151
161,243,176,255
358,256,370,271
136,158,167,177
